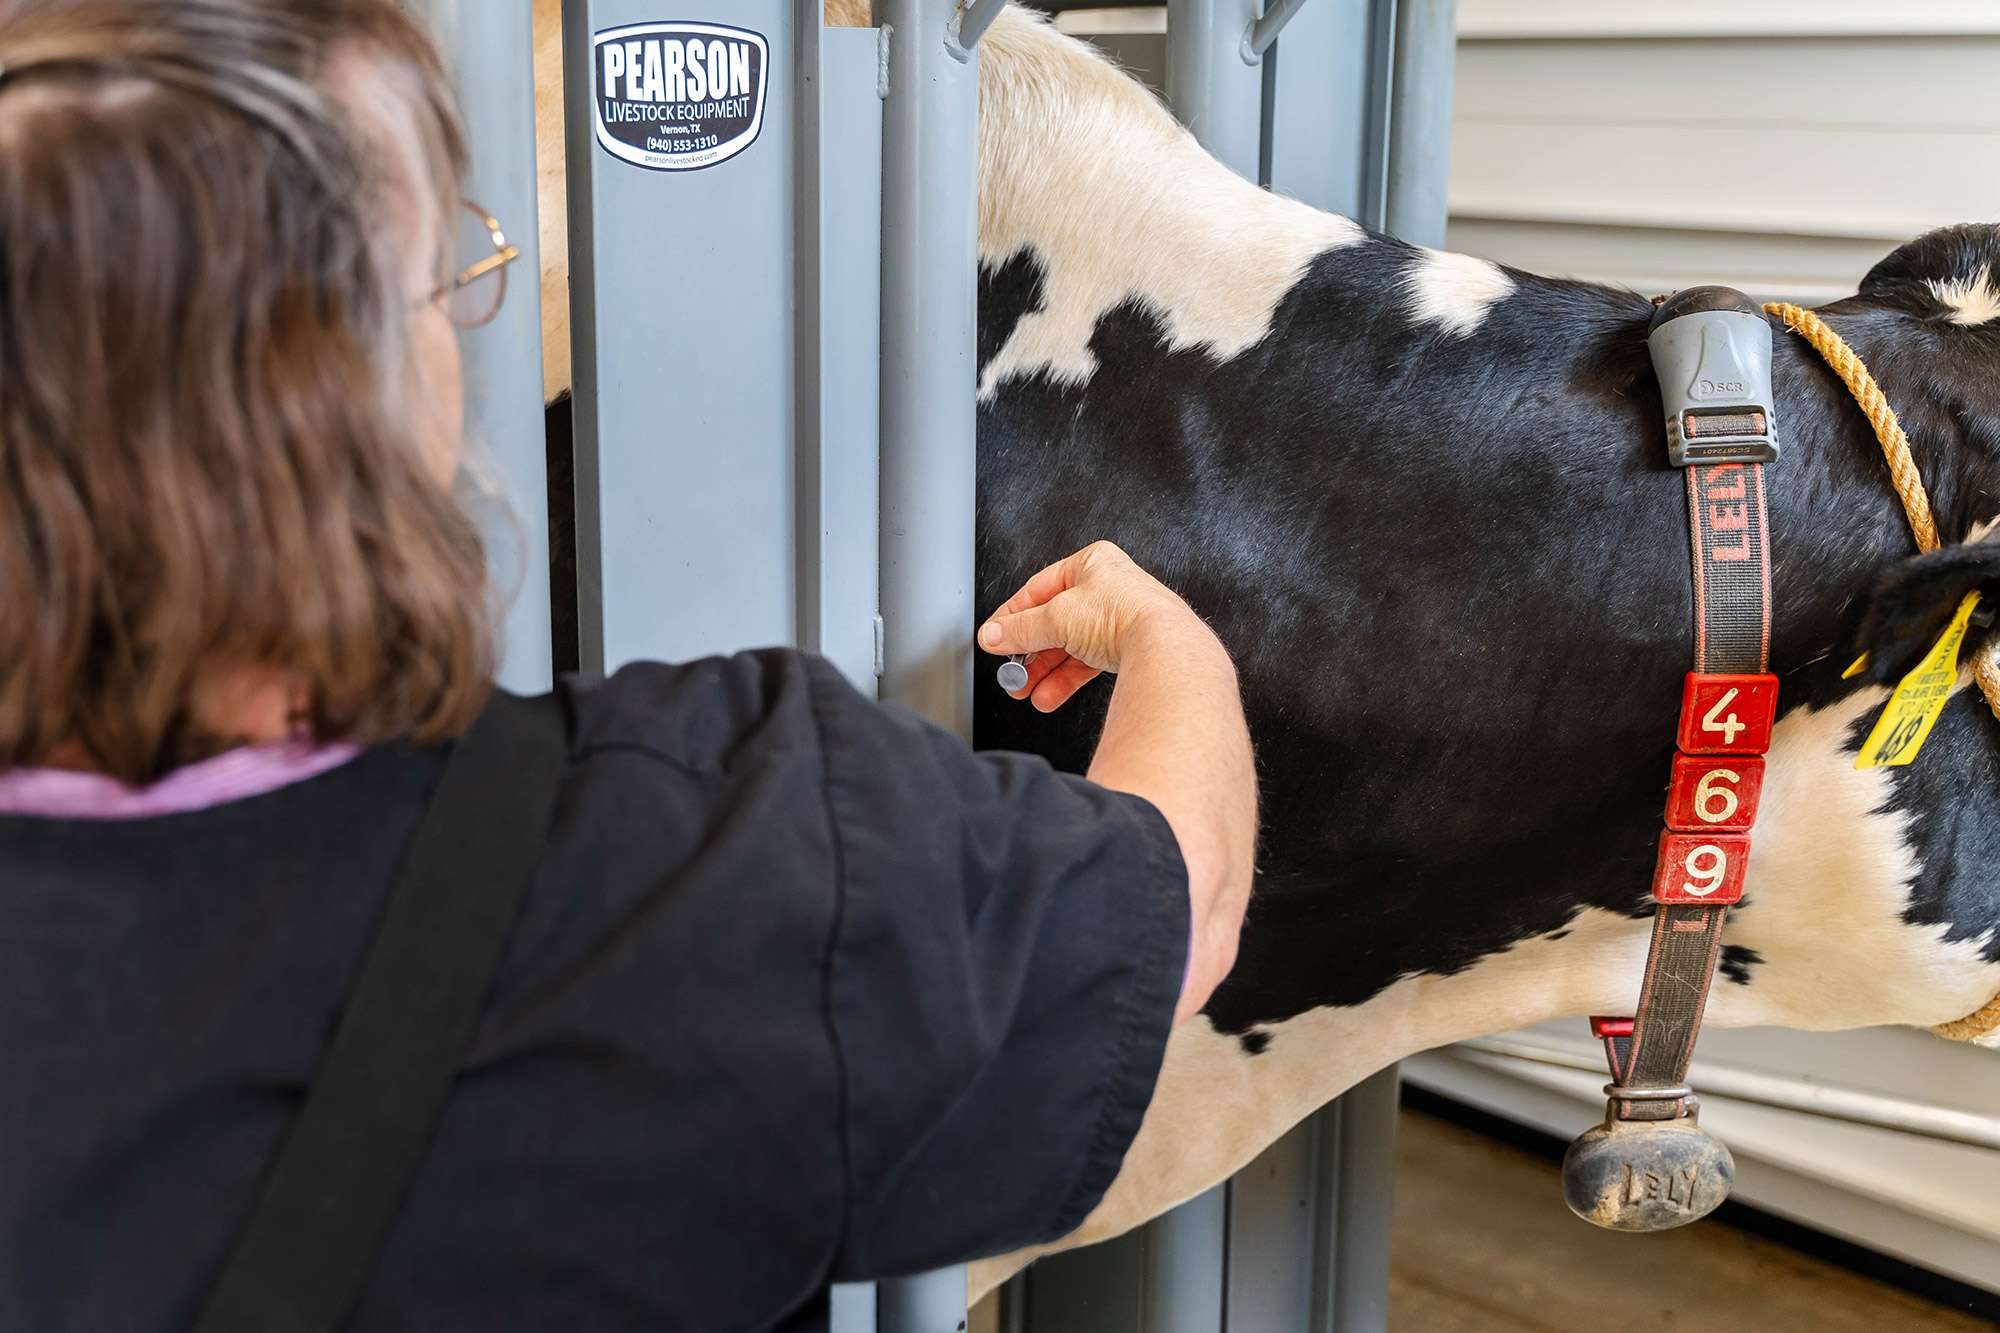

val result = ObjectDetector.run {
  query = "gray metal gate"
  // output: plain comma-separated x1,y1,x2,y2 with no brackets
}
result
413,1,1456,1328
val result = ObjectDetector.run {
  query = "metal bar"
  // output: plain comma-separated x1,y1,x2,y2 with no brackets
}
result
1241,0,1309,62
1262,0,1372,212
1357,0,1396,231
412,0,552,692
1224,1122,1322,1329
878,0,979,741
1457,1038,2000,1152
878,1273,972,1332
558,0,604,671
1329,1067,1398,1333
949,0,1009,57
569,0,801,674
1140,1185,1227,1333
831,1281,880,1331
1304,1104,1341,1332
1382,0,1456,246
796,3,887,694
878,0,979,1321
1166,0,1264,183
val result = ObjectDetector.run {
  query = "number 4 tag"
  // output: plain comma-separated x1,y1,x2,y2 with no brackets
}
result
1676,672,1779,755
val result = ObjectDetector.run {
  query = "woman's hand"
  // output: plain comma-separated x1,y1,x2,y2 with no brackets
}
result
978,541,1198,712
980,540,1256,1027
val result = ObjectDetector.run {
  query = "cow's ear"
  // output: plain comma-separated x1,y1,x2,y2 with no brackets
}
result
1838,544,2000,686
1856,224,2000,327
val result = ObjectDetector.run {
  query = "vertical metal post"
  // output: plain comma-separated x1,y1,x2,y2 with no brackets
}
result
1141,1185,1228,1333
1165,0,1264,184
1327,1067,1401,1332
1263,0,1383,219
413,0,552,692
879,1272,972,1333
1383,0,1455,246
878,0,979,748
877,0,979,1324
796,1,887,694
563,0,801,675
1317,11,1451,1326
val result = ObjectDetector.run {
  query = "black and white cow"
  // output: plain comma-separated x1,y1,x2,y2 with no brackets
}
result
535,0,2000,1295
956,2,2000,1288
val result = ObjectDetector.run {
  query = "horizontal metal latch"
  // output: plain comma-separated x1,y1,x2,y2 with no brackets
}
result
1648,286,1781,468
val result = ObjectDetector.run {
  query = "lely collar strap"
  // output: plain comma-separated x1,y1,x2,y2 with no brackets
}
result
1570,289,1780,1233
1606,290,1780,1130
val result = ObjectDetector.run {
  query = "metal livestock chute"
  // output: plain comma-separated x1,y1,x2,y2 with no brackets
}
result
408,1,1458,1329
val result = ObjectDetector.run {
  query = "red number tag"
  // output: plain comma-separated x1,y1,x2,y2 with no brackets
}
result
1676,672,1779,755
1664,753,1765,833
1653,830,1750,905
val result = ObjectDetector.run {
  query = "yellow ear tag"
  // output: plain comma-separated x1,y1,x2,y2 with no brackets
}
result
1855,591,1982,770
1841,653,1868,680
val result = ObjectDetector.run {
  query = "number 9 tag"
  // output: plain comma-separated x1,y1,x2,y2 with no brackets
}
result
1653,830,1750,905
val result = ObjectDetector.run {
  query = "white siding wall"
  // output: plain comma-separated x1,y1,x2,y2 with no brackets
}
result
1449,0,2000,302
1436,2,2000,1294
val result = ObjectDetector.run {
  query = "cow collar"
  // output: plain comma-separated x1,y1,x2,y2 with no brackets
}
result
1562,290,2000,1236
1561,288,1778,1233
1767,299,2000,1043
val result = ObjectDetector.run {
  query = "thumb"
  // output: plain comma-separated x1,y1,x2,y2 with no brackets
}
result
979,597,1069,655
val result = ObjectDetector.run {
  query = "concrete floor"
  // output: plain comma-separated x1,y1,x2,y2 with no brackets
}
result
1390,1108,1995,1332
970,1105,1992,1331
964,1104,1984,1320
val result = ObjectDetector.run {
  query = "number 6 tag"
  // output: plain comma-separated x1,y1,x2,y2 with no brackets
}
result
1653,830,1750,905
1664,753,1764,832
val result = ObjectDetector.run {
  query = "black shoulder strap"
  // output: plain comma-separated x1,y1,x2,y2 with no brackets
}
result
194,688,570,1333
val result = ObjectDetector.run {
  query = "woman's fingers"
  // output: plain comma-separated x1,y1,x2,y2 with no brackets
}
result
1029,656,1101,712
979,594,1068,656
1014,648,1070,698
987,549,1084,622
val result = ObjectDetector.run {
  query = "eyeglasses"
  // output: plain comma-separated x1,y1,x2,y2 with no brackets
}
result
432,199,520,329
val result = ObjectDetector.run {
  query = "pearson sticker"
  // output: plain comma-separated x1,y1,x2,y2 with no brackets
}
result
592,22,768,172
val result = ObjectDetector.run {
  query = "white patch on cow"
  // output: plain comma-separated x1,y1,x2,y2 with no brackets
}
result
1404,247,1515,336
1926,264,2000,326
971,683,2000,1299
1706,686,2000,1031
973,7,1363,398
971,907,1655,1297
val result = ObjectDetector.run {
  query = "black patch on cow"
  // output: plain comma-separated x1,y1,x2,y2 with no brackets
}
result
978,249,1046,378
1879,694,2000,964
1547,929,1572,941
1719,944,1764,985
1239,1030,1271,1055
972,224,2000,1032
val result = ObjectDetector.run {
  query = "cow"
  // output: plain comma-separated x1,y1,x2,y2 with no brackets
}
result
528,0,2000,1298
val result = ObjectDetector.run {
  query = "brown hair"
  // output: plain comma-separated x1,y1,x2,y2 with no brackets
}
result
0,0,494,782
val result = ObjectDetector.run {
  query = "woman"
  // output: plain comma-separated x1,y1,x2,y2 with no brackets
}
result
0,2,1256,1330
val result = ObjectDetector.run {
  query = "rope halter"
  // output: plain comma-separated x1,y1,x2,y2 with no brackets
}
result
1764,301,2000,1042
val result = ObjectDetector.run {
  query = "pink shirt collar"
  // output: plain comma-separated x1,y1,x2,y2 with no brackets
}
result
0,742,362,820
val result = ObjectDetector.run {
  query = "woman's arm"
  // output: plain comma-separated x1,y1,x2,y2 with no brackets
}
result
979,542,1256,1024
